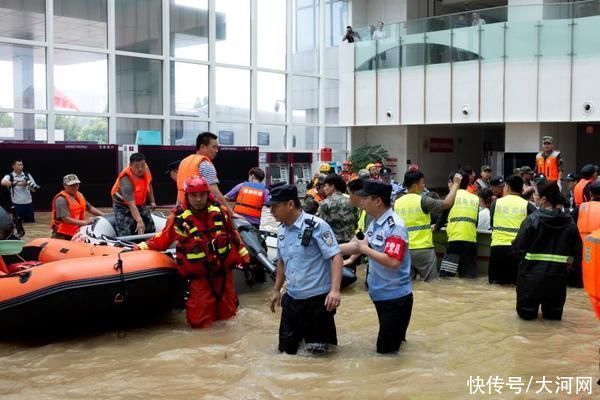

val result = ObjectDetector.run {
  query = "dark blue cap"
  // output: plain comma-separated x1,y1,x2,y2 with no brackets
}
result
490,176,504,186
268,184,298,205
355,179,392,199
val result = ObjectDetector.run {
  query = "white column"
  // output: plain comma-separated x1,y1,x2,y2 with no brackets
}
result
505,123,542,152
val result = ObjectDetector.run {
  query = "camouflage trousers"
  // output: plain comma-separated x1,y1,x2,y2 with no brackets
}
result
113,204,155,237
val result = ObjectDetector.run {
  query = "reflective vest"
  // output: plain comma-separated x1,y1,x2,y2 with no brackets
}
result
491,194,528,247
535,150,561,181
447,189,479,243
233,183,265,218
177,154,211,204
51,191,86,236
356,209,366,233
394,193,433,249
577,201,600,242
173,202,248,278
573,178,592,207
111,166,152,207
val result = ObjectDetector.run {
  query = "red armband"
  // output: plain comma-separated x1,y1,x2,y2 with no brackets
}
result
384,235,406,261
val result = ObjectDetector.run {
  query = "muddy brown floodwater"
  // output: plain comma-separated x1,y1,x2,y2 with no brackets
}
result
1,209,598,399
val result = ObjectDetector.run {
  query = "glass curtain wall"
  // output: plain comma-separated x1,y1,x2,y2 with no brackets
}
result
0,0,346,152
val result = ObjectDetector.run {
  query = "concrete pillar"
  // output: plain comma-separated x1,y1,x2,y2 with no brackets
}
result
13,46,36,141
505,123,542,153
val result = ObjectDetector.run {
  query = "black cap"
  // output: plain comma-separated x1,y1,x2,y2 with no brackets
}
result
355,180,392,199
379,167,393,177
591,180,600,195
490,176,504,186
267,184,298,205
564,172,577,181
164,160,181,174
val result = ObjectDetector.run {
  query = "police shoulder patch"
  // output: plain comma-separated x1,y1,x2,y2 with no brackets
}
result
321,230,334,246
278,235,285,241
386,216,396,228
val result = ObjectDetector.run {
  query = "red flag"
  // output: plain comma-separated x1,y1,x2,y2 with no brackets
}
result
54,88,80,111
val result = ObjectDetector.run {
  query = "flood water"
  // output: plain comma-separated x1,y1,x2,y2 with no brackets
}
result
1,210,598,399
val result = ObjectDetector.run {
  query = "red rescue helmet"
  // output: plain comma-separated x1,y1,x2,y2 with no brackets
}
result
184,176,209,194
343,160,352,166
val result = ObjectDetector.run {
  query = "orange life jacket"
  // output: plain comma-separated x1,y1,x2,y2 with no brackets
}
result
467,184,477,194
173,202,248,278
573,178,592,207
51,191,87,237
111,166,152,207
578,201,600,242
535,151,560,181
232,184,265,218
306,188,324,203
177,154,212,204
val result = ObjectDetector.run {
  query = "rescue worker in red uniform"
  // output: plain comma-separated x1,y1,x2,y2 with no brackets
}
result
535,136,562,189
340,160,357,183
51,174,104,240
136,176,250,328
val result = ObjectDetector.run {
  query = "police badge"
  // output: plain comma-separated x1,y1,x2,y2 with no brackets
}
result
321,231,334,246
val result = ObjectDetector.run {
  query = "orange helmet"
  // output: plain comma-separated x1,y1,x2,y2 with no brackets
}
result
183,176,209,194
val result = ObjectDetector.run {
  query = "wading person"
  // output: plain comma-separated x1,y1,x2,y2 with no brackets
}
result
318,174,358,244
269,184,343,354
342,180,413,354
136,176,250,328
111,152,156,236
513,181,581,321
488,175,536,285
394,171,462,281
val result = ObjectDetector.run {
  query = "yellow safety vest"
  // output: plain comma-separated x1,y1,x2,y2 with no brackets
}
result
356,209,366,233
394,193,432,249
491,194,528,247
447,189,479,243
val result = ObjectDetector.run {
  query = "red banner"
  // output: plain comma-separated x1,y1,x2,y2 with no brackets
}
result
429,138,454,153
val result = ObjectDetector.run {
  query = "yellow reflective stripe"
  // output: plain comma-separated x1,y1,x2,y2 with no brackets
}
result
214,221,223,226
187,252,206,260
179,209,193,219
207,205,221,213
524,253,569,263
188,226,198,234
138,242,149,250
239,247,249,256
217,246,230,254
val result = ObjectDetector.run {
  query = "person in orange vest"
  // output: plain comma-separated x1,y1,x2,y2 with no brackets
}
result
51,174,104,240
224,167,270,229
136,176,250,328
339,160,357,183
463,165,477,194
111,152,156,236
177,132,233,214
535,136,562,189
573,164,598,208
577,180,600,242
303,174,327,215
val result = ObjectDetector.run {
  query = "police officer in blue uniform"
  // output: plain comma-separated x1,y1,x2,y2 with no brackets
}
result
341,180,413,354
269,184,344,354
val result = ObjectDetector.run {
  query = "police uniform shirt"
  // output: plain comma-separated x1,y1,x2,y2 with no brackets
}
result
365,208,412,302
277,211,341,300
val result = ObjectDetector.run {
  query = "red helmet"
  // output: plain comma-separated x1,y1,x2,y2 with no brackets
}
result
343,160,352,165
184,176,209,194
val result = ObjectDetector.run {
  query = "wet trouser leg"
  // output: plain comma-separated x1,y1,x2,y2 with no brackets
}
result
516,293,540,320
185,272,237,328
410,248,438,282
373,293,413,354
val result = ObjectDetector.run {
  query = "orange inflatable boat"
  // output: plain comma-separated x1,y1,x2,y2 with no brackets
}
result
0,239,181,335
582,229,600,319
